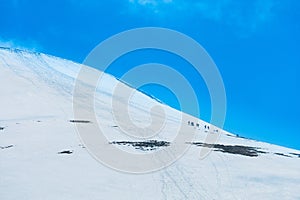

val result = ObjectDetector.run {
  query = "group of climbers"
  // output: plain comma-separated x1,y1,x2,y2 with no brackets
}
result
187,120,219,133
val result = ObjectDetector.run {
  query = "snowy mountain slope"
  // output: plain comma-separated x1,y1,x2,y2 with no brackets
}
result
0,47,300,199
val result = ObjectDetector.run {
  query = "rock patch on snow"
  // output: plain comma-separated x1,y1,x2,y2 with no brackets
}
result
0,145,13,150
69,120,91,123
274,153,292,158
189,142,266,157
57,150,74,154
110,140,170,151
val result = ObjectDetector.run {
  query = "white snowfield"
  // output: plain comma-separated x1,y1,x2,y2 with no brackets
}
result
0,47,299,200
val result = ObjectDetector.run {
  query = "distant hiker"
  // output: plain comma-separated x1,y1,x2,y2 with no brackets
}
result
204,125,210,132
188,121,190,126
191,122,194,126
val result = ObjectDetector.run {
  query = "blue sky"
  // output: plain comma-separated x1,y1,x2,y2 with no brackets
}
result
0,0,299,150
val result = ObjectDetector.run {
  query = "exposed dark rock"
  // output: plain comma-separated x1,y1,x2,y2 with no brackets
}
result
274,153,292,158
69,120,91,123
289,153,300,158
189,142,266,157
58,150,73,154
0,127,5,130
110,140,170,151
0,145,13,149
235,134,248,139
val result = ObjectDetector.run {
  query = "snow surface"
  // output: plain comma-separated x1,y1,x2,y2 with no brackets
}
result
0,47,300,199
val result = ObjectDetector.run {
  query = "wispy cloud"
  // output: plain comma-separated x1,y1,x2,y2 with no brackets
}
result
129,0,173,7
127,0,279,35
128,0,173,14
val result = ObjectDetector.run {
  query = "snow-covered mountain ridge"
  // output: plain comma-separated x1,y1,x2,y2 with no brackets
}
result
0,47,299,200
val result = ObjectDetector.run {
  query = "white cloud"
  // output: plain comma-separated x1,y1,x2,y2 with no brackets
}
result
127,0,278,35
130,0,172,5
128,0,173,14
